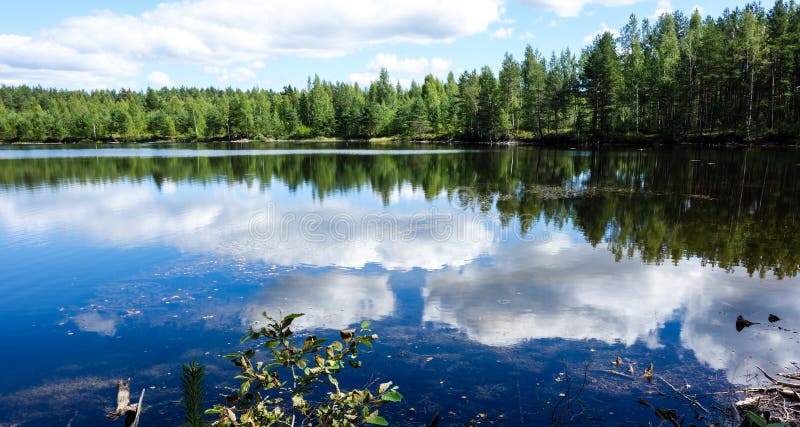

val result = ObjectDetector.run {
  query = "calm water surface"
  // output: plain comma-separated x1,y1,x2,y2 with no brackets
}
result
0,143,798,425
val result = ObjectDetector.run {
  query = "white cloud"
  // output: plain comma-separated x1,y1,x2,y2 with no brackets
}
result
73,312,118,336
205,66,258,84
654,0,672,17
0,65,130,90
518,0,640,18
420,232,800,385
423,233,692,347
0,177,491,271
348,72,378,87
0,0,502,88
368,54,429,75
430,57,452,74
491,27,515,39
243,272,396,331
518,31,537,40
355,53,454,86
367,53,452,76
582,22,620,44
147,71,175,88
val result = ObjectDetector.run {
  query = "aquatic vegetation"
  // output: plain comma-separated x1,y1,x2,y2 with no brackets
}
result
206,313,402,426
182,361,205,427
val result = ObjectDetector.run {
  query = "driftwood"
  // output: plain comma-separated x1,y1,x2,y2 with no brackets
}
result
756,365,800,389
780,372,800,381
106,378,144,427
732,367,800,425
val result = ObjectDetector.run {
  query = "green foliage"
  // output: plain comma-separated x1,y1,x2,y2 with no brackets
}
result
521,46,548,138
206,313,402,426
182,360,206,427
0,1,796,143
582,32,622,138
744,410,790,427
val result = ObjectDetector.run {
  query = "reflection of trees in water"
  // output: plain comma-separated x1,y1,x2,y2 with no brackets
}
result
2,147,798,276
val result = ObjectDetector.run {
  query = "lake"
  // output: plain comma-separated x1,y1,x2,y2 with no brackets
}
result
0,143,798,426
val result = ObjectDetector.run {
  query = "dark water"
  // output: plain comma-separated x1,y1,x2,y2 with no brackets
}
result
0,143,798,426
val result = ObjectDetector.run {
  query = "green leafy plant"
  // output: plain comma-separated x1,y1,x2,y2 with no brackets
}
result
206,313,402,426
182,360,206,427
744,410,790,427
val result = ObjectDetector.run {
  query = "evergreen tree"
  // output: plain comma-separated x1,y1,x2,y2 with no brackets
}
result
0,3,798,144
307,76,335,136
498,53,522,138
521,46,548,138
582,32,622,138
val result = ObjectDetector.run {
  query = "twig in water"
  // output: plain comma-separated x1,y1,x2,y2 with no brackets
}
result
655,374,709,414
600,369,635,380
756,366,800,389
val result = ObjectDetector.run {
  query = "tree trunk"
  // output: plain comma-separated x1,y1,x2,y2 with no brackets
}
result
770,65,775,130
635,86,639,134
747,53,754,140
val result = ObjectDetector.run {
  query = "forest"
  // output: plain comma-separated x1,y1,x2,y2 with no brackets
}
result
1,2,799,143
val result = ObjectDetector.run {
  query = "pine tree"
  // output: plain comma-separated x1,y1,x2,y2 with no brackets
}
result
582,32,622,138
498,53,522,138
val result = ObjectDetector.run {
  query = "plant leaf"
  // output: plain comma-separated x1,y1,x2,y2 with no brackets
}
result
281,313,304,328
365,415,388,425
382,391,403,402
745,411,768,427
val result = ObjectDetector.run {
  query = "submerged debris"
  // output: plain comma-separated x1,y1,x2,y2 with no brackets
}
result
106,378,144,427
643,363,654,383
734,366,800,426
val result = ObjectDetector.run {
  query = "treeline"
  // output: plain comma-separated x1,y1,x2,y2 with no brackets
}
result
1,2,800,143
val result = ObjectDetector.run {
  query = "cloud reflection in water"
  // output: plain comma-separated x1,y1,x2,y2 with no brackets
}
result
1,179,799,385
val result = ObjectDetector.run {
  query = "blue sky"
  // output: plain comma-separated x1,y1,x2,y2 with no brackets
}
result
0,0,748,90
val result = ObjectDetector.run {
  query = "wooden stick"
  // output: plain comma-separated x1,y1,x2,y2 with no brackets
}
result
705,387,782,395
756,366,800,389
778,372,800,381
128,389,145,427
106,378,141,423
600,369,635,380
655,375,709,414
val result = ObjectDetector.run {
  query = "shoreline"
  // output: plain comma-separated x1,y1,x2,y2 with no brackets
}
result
3,135,800,148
